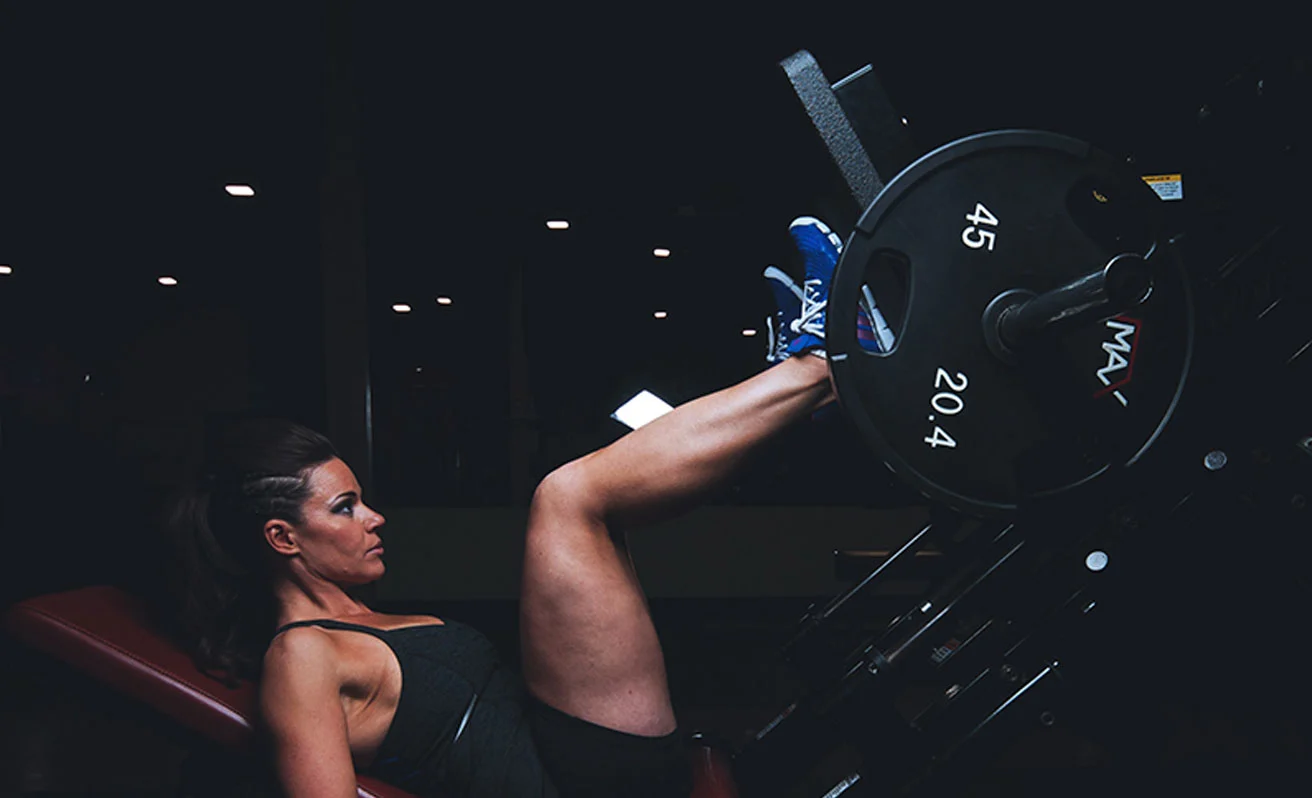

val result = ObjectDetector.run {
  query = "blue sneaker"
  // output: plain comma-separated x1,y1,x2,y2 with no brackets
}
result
784,216,837,357
784,217,890,356
764,265,804,363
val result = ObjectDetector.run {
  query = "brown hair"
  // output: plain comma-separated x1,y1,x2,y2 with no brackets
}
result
165,418,338,684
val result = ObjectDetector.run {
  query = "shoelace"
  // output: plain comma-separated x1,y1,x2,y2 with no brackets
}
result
790,279,827,337
766,312,792,360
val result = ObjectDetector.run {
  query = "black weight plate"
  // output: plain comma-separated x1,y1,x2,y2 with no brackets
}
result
829,130,1194,517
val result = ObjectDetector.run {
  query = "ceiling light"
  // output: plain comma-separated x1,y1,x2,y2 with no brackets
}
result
546,220,569,230
653,248,671,258
436,296,453,305
158,276,178,286
901,117,908,125
611,390,674,430
392,303,412,313
741,328,757,336
653,311,668,319
0,265,11,275
225,184,255,197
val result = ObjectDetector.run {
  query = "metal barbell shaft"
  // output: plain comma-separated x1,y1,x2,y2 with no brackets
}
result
997,253,1153,351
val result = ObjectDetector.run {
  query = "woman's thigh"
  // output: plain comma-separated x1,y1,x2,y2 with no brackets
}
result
518,466,677,738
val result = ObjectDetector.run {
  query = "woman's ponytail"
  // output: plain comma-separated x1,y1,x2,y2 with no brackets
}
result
162,420,337,685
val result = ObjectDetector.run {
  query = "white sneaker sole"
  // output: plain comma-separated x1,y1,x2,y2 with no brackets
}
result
788,216,844,253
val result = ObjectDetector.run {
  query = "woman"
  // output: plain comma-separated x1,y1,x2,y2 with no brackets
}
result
167,217,855,798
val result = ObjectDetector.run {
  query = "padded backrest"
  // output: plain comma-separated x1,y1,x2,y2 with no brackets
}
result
3,585,411,798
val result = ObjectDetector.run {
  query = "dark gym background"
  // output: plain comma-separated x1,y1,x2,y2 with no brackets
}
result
1,2,1308,795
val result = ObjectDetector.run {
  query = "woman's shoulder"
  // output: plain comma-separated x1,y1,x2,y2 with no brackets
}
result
263,623,343,675
259,626,348,709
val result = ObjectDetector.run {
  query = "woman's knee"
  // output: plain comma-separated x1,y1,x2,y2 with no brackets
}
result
526,460,609,554
531,459,602,521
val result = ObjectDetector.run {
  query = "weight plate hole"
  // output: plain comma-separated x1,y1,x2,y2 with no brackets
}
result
859,248,910,353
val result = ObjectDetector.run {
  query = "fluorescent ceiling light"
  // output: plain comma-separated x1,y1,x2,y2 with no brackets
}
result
0,265,11,275
392,303,412,313
436,296,453,305
653,311,668,319
225,184,255,197
158,276,178,286
653,248,671,258
611,390,674,430
546,220,569,230
741,328,757,336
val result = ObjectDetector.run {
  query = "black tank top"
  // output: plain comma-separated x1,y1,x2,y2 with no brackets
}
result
271,618,556,798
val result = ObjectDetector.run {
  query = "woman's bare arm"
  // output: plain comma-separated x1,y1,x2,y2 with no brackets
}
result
260,628,359,798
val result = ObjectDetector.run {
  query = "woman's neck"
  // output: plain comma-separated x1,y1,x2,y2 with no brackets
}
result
271,572,373,626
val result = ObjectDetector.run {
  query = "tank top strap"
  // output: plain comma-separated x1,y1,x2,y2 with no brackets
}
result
271,618,390,639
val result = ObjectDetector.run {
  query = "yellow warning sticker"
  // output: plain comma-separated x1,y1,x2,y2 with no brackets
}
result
1142,174,1184,201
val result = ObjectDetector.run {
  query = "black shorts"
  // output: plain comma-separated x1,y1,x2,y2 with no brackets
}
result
527,699,692,798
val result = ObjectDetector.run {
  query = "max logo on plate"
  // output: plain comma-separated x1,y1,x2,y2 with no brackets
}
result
1094,316,1140,407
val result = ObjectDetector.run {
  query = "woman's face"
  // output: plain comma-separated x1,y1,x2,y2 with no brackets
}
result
273,457,387,585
